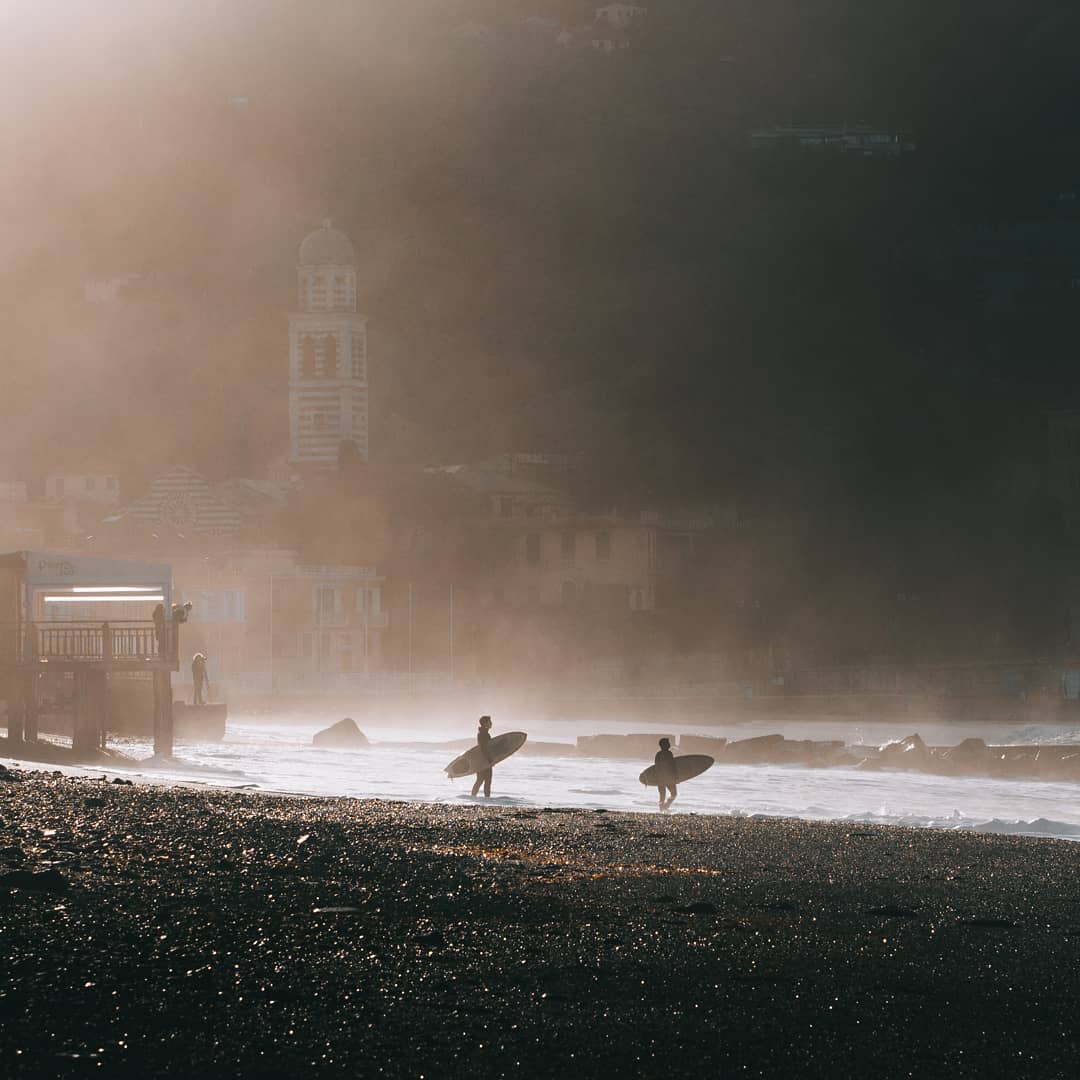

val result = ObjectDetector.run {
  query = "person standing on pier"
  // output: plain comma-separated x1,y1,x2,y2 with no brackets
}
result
471,715,494,798
191,653,209,706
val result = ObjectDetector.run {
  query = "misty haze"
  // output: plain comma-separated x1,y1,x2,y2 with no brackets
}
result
3,3,1080,1078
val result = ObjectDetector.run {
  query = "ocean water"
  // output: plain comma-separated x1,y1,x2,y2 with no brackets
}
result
23,712,1080,842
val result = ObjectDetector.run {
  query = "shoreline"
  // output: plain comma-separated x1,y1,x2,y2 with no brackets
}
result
2,769,1080,1077
5,745,1080,845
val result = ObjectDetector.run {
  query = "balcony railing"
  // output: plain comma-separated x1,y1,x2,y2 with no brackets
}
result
1,622,176,665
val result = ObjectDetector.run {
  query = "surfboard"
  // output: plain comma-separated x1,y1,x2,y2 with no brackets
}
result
639,754,714,787
445,731,528,779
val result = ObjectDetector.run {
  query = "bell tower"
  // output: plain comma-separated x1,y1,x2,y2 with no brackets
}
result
288,220,368,467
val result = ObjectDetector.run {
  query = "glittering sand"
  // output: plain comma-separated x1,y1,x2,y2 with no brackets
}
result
1,769,1079,1078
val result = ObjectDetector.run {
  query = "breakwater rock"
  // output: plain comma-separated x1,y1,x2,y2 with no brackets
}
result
312,718,369,748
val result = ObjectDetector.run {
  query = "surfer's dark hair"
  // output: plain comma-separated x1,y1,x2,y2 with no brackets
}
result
659,737,670,749
479,715,492,726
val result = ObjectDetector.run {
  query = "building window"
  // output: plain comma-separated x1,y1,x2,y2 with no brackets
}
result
316,585,340,616
355,587,380,613
190,589,246,624
301,336,318,379
525,533,541,565
498,497,514,518
561,531,576,561
596,531,611,561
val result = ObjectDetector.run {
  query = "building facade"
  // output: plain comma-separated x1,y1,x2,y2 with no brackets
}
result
288,220,369,468
171,548,387,699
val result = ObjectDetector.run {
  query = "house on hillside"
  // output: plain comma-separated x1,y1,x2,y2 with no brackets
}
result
45,472,120,506
591,26,632,51
595,3,646,29
750,125,915,159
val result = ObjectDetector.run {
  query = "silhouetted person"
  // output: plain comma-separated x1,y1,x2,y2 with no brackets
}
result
655,737,677,810
471,715,494,798
152,604,166,655
192,653,209,706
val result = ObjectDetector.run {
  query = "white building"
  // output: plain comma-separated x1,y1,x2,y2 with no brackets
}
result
46,473,120,505
288,221,369,468
594,4,647,29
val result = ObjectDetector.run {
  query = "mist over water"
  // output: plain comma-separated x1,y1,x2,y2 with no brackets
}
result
42,712,1080,842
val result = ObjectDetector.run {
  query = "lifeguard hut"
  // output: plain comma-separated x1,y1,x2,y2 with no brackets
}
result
0,551,180,756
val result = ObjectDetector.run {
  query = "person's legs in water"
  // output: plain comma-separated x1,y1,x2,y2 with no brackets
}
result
658,783,670,809
665,782,678,809
471,768,493,797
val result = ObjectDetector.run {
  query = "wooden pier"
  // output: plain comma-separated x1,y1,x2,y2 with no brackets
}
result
1,551,180,759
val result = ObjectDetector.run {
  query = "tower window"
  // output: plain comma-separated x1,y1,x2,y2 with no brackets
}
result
525,533,541,565
323,334,339,378
561,530,576,561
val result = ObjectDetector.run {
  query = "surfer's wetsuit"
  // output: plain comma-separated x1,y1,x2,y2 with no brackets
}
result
655,746,677,808
471,726,493,797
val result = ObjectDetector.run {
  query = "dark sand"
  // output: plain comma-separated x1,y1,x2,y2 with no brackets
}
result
1,769,1079,1078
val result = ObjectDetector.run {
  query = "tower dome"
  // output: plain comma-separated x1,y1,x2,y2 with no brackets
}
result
299,219,355,265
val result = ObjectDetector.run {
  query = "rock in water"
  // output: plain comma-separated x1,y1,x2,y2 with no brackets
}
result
878,733,930,770
312,718,369,748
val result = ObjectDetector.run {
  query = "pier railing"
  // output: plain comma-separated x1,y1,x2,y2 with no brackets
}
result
0,622,176,666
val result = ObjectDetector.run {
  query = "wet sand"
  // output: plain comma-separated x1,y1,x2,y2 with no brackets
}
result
1,769,1079,1078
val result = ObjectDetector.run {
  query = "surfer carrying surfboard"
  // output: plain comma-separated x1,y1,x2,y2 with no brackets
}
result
470,715,495,798
655,738,677,810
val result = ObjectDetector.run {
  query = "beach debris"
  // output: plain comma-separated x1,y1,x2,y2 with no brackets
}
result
312,905,362,914
297,834,311,845
0,763,23,783
1,868,69,893
112,777,133,785
312,718,369,748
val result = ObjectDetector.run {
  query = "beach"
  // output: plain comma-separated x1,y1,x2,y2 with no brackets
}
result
2,769,1079,1078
